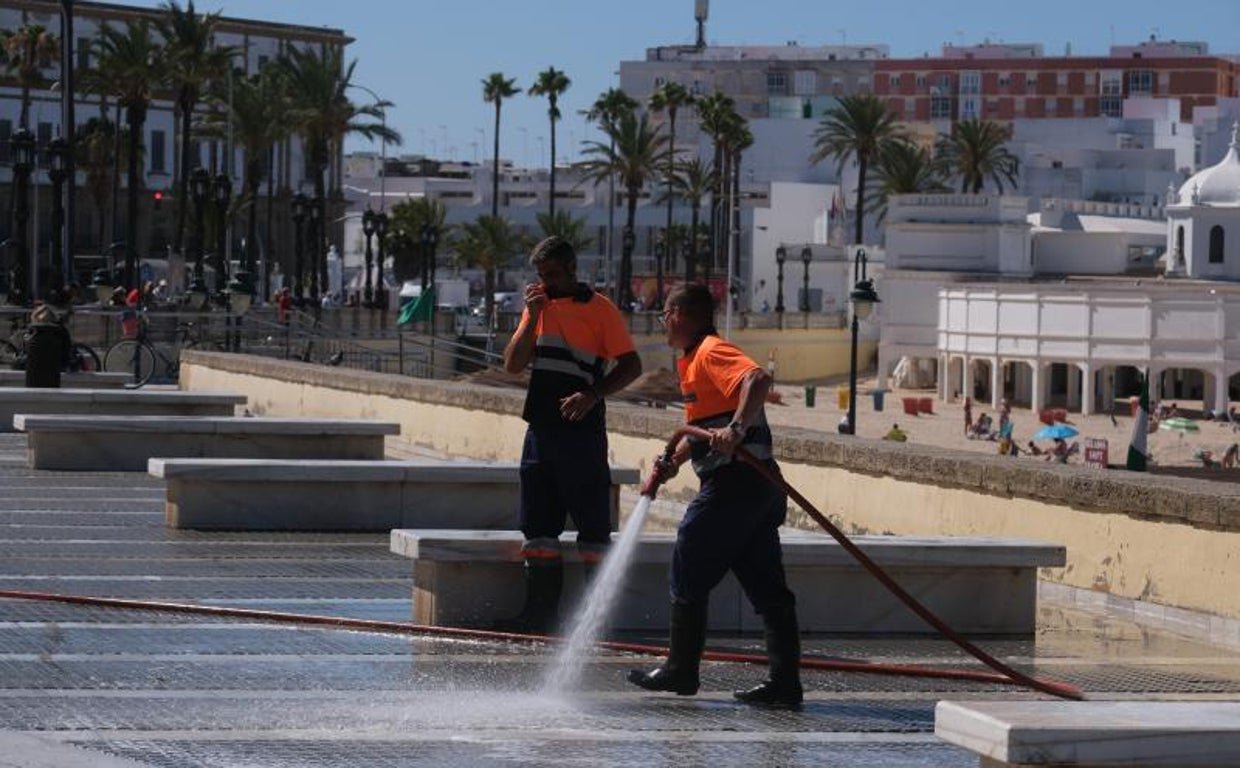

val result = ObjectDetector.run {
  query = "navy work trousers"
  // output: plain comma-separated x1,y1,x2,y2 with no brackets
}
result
519,425,612,547
670,459,796,615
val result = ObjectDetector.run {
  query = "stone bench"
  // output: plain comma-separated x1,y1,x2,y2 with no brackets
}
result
935,700,1240,766
16,415,399,471
149,459,639,532
389,529,1066,635
0,388,245,431
0,371,132,389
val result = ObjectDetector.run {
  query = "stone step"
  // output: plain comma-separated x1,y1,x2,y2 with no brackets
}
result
16,415,399,471
390,529,1066,635
0,388,245,431
149,459,639,532
935,700,1240,766
0,371,132,388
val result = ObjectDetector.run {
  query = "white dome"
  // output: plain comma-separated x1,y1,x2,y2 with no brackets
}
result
1178,123,1240,206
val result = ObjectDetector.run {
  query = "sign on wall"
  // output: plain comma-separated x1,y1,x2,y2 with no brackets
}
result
1083,437,1109,469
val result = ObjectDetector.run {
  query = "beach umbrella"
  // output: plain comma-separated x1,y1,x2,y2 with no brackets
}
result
1158,417,1199,433
1033,423,1079,441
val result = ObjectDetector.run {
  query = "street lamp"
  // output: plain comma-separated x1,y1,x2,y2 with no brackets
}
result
46,137,69,297
774,246,786,325
845,247,880,437
291,193,307,303
800,246,812,313
308,197,322,301
10,128,35,305
212,173,231,297
188,168,210,310
361,208,376,305
374,211,389,311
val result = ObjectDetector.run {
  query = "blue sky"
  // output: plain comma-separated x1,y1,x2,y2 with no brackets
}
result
106,0,1240,165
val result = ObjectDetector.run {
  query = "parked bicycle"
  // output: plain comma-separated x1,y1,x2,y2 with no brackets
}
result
102,316,221,386
0,311,101,373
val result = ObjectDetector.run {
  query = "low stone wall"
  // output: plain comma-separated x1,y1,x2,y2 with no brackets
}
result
181,351,1240,628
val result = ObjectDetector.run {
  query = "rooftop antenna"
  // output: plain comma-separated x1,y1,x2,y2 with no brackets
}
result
694,0,708,49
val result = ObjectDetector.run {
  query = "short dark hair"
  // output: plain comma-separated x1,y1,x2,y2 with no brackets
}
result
667,283,714,326
529,236,576,269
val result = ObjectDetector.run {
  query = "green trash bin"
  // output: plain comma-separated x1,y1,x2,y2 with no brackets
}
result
804,385,816,408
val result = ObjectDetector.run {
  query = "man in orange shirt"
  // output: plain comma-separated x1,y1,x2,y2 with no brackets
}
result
628,283,802,709
501,236,641,632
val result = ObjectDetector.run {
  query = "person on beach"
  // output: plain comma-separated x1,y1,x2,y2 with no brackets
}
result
500,236,641,632
628,283,802,709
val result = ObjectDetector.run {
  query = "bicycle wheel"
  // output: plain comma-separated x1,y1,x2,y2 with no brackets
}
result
0,339,19,369
103,340,156,385
70,343,101,372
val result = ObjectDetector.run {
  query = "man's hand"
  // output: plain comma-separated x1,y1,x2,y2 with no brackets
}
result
707,425,745,456
652,452,679,484
559,390,599,422
524,282,547,319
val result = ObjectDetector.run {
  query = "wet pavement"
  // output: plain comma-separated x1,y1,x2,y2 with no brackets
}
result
1,433,1238,767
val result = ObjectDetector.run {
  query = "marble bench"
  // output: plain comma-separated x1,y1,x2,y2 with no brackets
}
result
149,459,639,532
0,371,132,388
389,529,1066,635
16,415,399,471
935,700,1240,766
0,388,245,432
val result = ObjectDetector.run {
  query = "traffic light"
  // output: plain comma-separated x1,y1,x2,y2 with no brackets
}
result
153,190,163,210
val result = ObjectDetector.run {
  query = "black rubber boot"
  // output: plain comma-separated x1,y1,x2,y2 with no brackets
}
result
734,605,803,709
627,602,707,696
492,560,563,635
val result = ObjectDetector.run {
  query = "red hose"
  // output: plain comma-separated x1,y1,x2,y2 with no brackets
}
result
646,425,1083,701
0,588,1064,690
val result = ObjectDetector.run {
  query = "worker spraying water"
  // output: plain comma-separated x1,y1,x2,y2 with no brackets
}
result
628,283,803,709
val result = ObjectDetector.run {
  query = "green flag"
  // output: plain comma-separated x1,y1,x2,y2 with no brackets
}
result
397,286,436,326
1126,373,1149,472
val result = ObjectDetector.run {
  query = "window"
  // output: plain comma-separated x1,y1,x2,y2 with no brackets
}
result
998,74,1011,88
36,122,52,151
76,37,91,71
793,69,815,96
258,54,269,69
959,71,980,94
887,73,899,89
1210,225,1225,263
766,71,787,95
1100,96,1123,117
915,75,926,89
1175,226,1185,260
0,119,10,163
930,96,953,118
1100,70,1122,95
150,129,166,173
1127,70,1153,95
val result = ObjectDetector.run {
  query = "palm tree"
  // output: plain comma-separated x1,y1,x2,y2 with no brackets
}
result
934,118,1020,194
527,67,571,218
482,73,520,219
451,214,526,325
579,110,668,309
811,94,902,245
671,157,715,281
96,20,165,289
722,116,753,281
282,45,400,297
73,117,116,250
0,24,58,129
695,91,736,272
154,0,235,256
387,195,446,285
647,81,694,305
535,209,593,254
201,66,286,286
865,139,948,221
80,26,126,248
584,87,638,296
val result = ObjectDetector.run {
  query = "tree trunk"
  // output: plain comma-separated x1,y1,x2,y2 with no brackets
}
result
853,155,867,245
491,104,501,218
620,189,638,310
548,104,556,218
124,106,143,289
687,203,699,282
174,98,193,256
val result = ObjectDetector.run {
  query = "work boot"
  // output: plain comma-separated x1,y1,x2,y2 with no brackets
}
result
627,602,707,696
492,559,563,635
734,605,803,709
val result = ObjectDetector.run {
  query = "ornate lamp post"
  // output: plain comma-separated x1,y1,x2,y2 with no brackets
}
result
291,193,307,304
374,211,388,311
845,247,880,436
308,197,322,301
46,137,69,297
212,174,231,297
361,208,376,306
188,168,210,310
799,246,812,313
10,128,35,304
774,245,786,328
620,226,635,308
